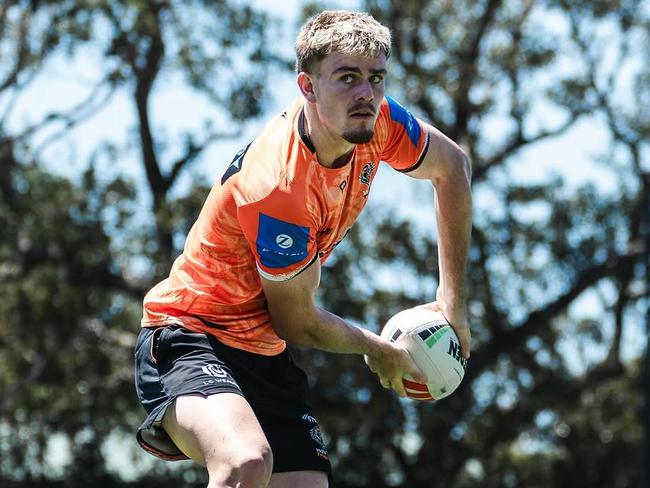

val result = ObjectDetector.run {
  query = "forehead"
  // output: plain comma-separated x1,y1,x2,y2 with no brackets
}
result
318,51,387,75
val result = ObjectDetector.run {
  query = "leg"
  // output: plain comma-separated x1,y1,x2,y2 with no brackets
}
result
162,393,273,488
235,347,332,486
268,471,328,488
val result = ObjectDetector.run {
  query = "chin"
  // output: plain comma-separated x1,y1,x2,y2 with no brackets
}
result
343,129,374,144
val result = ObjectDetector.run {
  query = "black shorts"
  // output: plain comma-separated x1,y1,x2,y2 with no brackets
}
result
134,325,331,476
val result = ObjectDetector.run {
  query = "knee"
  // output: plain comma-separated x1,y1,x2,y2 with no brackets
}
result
208,445,273,488
237,447,273,486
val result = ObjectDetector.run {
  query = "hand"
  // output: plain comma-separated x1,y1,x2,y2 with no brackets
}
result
364,340,427,397
418,292,471,359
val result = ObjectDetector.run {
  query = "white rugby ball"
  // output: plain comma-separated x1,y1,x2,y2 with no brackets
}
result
381,307,467,401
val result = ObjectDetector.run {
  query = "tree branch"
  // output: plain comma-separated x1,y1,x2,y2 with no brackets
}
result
473,115,579,182
17,77,118,156
466,248,644,381
472,226,509,338
452,0,503,141
133,3,166,210
164,129,239,191
0,3,30,92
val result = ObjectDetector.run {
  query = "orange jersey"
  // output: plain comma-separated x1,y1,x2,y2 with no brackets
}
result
142,96,430,355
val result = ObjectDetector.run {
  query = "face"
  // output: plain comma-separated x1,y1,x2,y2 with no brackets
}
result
306,51,387,144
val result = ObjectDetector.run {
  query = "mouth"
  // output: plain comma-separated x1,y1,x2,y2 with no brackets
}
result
348,105,376,119
349,111,375,119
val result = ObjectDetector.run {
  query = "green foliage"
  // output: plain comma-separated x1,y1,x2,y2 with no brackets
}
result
0,158,140,480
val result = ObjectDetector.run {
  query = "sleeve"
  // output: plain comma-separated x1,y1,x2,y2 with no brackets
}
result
237,191,319,282
379,96,430,173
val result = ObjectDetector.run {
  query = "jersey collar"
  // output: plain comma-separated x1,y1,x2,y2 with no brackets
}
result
298,108,316,153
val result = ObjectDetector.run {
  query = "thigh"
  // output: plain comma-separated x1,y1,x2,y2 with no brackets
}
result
162,393,271,467
223,345,331,477
134,326,247,460
268,470,328,488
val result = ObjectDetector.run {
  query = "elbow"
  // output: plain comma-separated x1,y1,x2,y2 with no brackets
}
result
459,149,472,185
270,310,317,347
271,318,300,342
450,148,472,187
434,149,472,189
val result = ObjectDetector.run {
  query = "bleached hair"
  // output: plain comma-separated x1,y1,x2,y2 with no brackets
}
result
295,10,391,73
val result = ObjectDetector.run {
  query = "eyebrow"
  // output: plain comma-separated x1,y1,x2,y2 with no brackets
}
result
331,66,387,76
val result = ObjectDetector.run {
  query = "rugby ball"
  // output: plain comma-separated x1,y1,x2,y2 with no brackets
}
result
381,307,467,401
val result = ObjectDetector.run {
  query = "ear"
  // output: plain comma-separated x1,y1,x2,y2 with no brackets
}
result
297,72,317,103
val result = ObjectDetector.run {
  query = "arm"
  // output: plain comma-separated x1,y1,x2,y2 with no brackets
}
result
408,123,473,358
260,258,426,395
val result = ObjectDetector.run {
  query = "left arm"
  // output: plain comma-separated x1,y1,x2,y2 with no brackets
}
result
407,123,473,358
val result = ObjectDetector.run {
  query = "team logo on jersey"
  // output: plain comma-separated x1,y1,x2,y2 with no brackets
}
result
256,213,310,268
310,426,325,448
301,413,318,424
359,162,375,185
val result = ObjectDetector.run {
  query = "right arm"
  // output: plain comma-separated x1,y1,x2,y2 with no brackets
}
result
260,259,426,396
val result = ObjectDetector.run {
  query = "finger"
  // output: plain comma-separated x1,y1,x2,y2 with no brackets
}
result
458,330,471,359
392,378,406,397
415,302,440,312
409,367,428,384
403,352,428,383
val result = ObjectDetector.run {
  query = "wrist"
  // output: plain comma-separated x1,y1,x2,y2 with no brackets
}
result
362,328,391,358
438,288,467,307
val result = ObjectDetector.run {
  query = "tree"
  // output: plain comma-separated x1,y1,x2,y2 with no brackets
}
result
1,0,648,486
294,0,649,486
0,0,278,484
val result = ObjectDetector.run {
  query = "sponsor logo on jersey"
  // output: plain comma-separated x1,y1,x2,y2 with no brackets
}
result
256,213,310,268
275,234,293,249
221,141,252,184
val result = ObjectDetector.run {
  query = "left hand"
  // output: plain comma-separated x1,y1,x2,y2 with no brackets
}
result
417,291,470,359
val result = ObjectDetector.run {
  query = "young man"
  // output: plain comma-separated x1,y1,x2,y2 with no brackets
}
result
134,10,472,488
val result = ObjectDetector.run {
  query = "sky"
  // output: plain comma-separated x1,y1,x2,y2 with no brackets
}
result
5,0,631,209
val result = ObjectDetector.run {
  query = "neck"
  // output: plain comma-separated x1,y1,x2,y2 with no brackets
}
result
303,103,355,168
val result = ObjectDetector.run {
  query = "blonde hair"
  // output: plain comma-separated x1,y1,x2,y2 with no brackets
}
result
295,10,391,73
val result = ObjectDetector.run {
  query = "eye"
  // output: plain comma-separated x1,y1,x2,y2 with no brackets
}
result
370,75,384,84
340,74,355,84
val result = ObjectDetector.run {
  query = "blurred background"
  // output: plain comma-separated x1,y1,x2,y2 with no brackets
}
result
0,0,648,486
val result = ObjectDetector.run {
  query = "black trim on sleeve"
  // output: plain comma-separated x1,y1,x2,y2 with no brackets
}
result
397,132,430,173
291,253,319,280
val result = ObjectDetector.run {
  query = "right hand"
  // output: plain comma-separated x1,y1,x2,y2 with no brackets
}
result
364,340,427,397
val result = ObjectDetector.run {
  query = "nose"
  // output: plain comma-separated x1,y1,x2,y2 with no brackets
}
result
355,80,374,101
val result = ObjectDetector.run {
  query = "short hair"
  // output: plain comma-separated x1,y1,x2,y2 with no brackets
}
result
295,10,391,73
